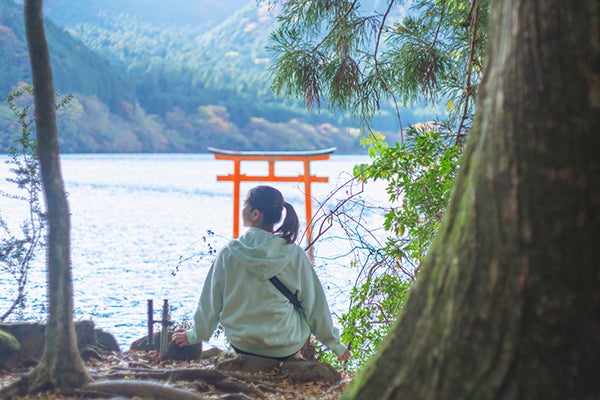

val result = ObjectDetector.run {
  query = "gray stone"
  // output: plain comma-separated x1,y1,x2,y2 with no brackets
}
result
0,329,21,369
215,353,342,383
75,320,98,348
216,353,280,374
0,322,45,361
199,346,223,360
96,327,120,353
0,320,122,368
130,332,162,351
280,358,341,383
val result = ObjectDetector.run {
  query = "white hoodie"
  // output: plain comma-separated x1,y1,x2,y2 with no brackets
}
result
185,227,347,358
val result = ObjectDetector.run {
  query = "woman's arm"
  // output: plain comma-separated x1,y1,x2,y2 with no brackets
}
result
297,252,348,358
173,257,224,346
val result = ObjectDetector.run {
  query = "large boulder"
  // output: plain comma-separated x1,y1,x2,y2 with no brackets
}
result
216,353,342,384
280,358,342,383
0,322,45,362
75,320,120,359
75,319,98,348
96,326,120,352
0,329,21,369
0,320,120,368
74,321,120,353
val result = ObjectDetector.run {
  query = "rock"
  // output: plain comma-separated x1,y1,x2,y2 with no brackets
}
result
0,320,121,368
200,346,223,360
75,320,97,348
216,353,280,374
96,328,120,353
130,331,202,360
130,332,162,351
213,349,241,365
166,336,202,360
74,320,119,351
280,358,341,383
0,329,21,369
215,353,342,383
0,329,20,353
0,322,45,361
74,320,120,353
80,345,104,361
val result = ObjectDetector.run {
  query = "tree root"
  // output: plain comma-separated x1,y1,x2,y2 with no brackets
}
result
96,368,265,397
1,368,267,399
86,379,206,400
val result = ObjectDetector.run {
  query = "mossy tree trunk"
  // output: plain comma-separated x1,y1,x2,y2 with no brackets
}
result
344,1,599,399
24,0,90,390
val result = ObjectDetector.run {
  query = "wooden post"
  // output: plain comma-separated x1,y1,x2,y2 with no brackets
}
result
147,299,154,346
160,299,169,359
208,147,335,257
233,159,241,238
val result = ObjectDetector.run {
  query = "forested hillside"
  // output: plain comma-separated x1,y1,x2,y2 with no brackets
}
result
59,2,315,124
0,0,427,153
0,0,134,112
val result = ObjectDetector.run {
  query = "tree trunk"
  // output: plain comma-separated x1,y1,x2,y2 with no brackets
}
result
343,1,599,399
24,0,90,390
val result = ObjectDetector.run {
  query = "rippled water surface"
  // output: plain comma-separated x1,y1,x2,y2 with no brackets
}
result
0,153,388,350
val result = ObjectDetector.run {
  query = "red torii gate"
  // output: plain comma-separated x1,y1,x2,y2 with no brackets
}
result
208,147,335,250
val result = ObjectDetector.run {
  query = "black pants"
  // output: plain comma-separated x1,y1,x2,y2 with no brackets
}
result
231,345,296,361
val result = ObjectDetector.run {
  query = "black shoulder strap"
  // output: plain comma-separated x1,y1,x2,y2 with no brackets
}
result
269,276,303,311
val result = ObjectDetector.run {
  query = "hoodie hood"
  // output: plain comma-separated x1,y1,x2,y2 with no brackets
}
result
227,227,294,280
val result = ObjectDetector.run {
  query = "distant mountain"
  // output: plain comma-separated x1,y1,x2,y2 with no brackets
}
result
43,1,317,124
1,0,434,153
0,0,134,112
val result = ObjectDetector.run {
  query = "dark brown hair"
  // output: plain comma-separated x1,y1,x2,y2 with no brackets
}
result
247,185,299,244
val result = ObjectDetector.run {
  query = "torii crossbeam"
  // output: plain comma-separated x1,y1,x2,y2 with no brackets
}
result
208,147,335,252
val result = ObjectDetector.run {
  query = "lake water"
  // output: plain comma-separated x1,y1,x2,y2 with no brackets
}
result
0,153,389,350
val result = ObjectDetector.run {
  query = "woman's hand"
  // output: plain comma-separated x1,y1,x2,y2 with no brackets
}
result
338,348,351,362
171,328,191,347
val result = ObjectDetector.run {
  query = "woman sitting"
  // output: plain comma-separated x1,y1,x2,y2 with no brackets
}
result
172,185,350,361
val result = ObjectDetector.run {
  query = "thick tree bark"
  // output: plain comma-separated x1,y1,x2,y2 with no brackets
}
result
344,1,599,399
24,0,90,390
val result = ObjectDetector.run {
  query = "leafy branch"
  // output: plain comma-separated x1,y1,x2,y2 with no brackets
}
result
0,85,72,321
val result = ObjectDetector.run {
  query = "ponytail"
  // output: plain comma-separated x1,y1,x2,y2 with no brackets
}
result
247,186,300,244
275,202,299,244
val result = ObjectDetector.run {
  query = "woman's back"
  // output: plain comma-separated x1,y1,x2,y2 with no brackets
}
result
215,227,311,357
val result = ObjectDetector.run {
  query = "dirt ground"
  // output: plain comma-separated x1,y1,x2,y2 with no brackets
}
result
0,350,352,399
